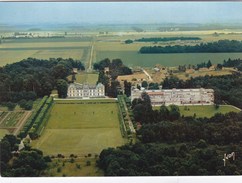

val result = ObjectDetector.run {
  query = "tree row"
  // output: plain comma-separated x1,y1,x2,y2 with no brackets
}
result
139,40,242,53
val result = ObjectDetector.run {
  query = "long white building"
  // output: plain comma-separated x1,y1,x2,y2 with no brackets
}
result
131,88,214,106
67,83,105,98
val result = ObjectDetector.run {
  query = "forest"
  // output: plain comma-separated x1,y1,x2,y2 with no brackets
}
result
98,92,242,176
0,134,51,177
0,57,85,109
139,40,242,53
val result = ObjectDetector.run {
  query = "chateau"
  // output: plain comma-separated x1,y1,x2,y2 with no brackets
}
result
131,88,214,106
67,83,105,98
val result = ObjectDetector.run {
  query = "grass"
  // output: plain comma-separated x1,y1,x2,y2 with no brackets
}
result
31,101,125,156
68,73,99,85
43,158,103,176
153,105,241,118
0,38,91,66
96,51,242,67
174,70,234,80
55,99,116,103
0,47,86,66
0,129,9,139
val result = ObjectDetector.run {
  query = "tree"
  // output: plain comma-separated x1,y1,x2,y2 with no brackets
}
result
133,104,146,122
124,80,131,97
108,80,120,98
159,105,169,120
169,105,180,121
56,79,68,98
19,99,33,110
9,149,48,177
125,39,133,44
141,81,148,89
6,102,16,111
25,100,33,110
207,60,212,68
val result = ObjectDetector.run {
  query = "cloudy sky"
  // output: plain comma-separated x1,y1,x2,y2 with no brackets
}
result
0,2,242,25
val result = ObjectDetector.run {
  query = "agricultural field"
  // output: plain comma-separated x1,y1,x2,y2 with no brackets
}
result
96,51,242,67
2,30,242,68
94,30,242,67
0,37,91,66
153,105,241,118
31,100,125,156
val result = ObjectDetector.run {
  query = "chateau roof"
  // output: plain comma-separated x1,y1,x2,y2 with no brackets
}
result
69,82,104,90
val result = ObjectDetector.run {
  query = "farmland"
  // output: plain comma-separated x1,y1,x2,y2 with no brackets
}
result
2,30,242,68
153,105,240,118
31,100,125,156
0,37,91,66
96,51,242,67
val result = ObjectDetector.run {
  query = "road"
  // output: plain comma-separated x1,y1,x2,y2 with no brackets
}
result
87,37,96,73
142,68,153,82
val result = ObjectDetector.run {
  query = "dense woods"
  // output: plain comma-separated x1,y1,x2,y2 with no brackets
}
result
98,92,242,176
139,40,242,53
98,141,242,176
0,135,50,177
0,57,84,106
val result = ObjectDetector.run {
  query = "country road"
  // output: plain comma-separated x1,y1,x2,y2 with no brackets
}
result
87,37,96,72
142,68,153,82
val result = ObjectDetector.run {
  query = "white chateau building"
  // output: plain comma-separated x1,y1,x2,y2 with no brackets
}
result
131,88,214,106
67,83,105,98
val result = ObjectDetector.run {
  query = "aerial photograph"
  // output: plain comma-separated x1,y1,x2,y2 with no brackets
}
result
0,1,242,180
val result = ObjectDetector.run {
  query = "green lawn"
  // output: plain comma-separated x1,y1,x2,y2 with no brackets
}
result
54,99,116,104
0,129,9,139
153,105,240,118
0,37,91,66
32,101,125,156
68,73,99,85
96,51,242,67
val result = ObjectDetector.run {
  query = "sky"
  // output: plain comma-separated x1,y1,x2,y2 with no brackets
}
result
0,2,242,25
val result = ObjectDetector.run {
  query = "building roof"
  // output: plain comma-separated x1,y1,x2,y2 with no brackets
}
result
69,82,104,90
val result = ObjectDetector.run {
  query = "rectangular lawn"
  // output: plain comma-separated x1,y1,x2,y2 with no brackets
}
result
32,101,125,156
154,105,240,118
